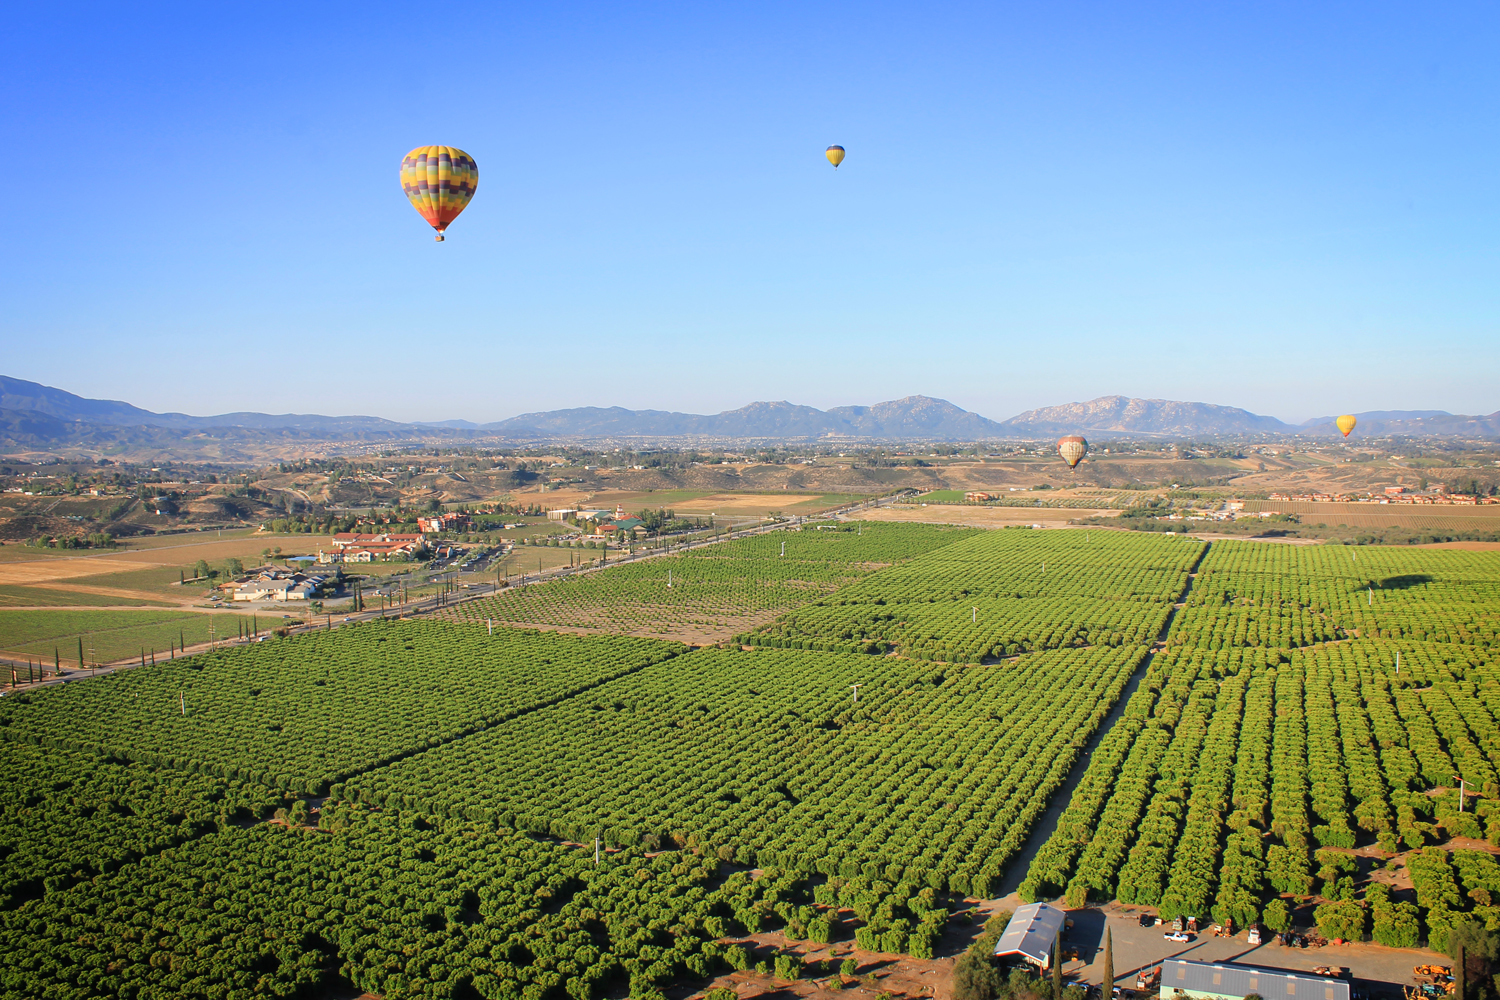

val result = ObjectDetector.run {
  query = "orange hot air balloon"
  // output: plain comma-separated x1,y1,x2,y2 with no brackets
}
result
1058,436,1088,470
400,146,478,241
1336,415,1357,438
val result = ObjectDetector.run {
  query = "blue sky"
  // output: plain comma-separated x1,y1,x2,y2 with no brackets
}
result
3,2,1497,424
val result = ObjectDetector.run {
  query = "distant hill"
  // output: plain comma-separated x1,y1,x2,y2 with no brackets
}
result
2,376,1496,455
1299,410,1500,437
484,396,1008,440
1000,395,1294,437
0,376,404,433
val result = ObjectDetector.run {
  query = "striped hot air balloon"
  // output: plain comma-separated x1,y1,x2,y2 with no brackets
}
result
825,145,846,168
1058,436,1088,470
1336,414,1357,438
400,146,478,241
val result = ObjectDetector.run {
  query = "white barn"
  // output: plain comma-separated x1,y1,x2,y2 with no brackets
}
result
993,902,1067,970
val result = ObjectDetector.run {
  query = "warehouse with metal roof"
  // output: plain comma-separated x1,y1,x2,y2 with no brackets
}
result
993,902,1067,970
1161,959,1351,1000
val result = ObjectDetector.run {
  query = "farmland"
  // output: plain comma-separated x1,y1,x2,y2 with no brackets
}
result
0,608,261,664
1018,540,1500,948
447,523,974,642
2,522,1500,999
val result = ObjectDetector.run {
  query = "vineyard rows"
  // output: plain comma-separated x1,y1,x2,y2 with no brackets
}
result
0,743,284,910
0,803,862,1000
1019,538,1500,951
738,530,1202,660
445,523,975,641
343,643,1147,898
5,527,1499,997
0,622,682,793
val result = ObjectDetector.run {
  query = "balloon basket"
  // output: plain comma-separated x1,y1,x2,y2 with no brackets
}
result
435,234,445,242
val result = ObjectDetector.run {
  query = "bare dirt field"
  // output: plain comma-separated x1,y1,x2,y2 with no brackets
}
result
670,920,973,1000
1246,501,1500,531
847,506,1119,529
1415,540,1500,550
526,489,864,518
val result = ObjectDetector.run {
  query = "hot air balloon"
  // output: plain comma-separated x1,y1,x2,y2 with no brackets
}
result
825,145,846,169
1058,436,1088,470
400,146,478,241
1336,414,1357,438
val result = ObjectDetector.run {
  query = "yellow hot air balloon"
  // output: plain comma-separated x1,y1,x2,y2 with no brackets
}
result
825,145,846,169
400,146,478,241
1336,414,1357,438
1058,436,1088,470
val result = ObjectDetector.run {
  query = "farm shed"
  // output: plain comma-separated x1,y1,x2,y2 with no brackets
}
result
993,902,1067,970
1161,959,1350,1000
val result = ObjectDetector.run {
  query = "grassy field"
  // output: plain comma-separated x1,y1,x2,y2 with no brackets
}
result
0,584,167,608
0,608,265,665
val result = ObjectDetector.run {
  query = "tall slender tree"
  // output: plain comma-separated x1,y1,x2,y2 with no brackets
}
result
1103,928,1113,999
1052,933,1063,998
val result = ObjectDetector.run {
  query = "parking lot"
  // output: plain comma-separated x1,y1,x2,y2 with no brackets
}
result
1055,904,1449,999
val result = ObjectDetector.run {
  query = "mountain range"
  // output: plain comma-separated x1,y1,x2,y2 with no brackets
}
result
1,376,1496,453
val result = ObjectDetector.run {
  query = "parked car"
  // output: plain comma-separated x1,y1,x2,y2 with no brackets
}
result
1164,931,1192,943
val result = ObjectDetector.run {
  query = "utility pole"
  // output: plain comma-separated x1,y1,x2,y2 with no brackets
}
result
973,607,977,623
851,683,862,706
180,691,186,716
595,835,600,866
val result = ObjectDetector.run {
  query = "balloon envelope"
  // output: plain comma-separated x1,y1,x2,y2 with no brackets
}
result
825,145,846,168
401,146,478,241
1336,414,1357,438
1058,436,1088,469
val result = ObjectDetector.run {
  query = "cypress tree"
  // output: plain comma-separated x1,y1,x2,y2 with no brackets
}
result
1103,928,1113,1000
1455,940,1466,1000
1052,934,1062,998
77,637,84,671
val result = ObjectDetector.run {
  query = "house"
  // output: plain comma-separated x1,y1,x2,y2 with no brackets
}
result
992,902,1067,970
342,540,424,562
332,532,424,550
417,513,472,534
965,492,997,502
1160,960,1349,1000
225,570,324,602
595,516,645,535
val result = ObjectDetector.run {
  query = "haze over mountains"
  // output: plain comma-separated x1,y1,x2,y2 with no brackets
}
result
1,376,1496,456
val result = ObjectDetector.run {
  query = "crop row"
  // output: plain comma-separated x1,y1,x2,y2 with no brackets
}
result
341,643,1147,898
0,621,683,793
0,802,867,1000
0,743,285,910
1021,536,1500,948
740,530,1200,659
446,523,977,639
